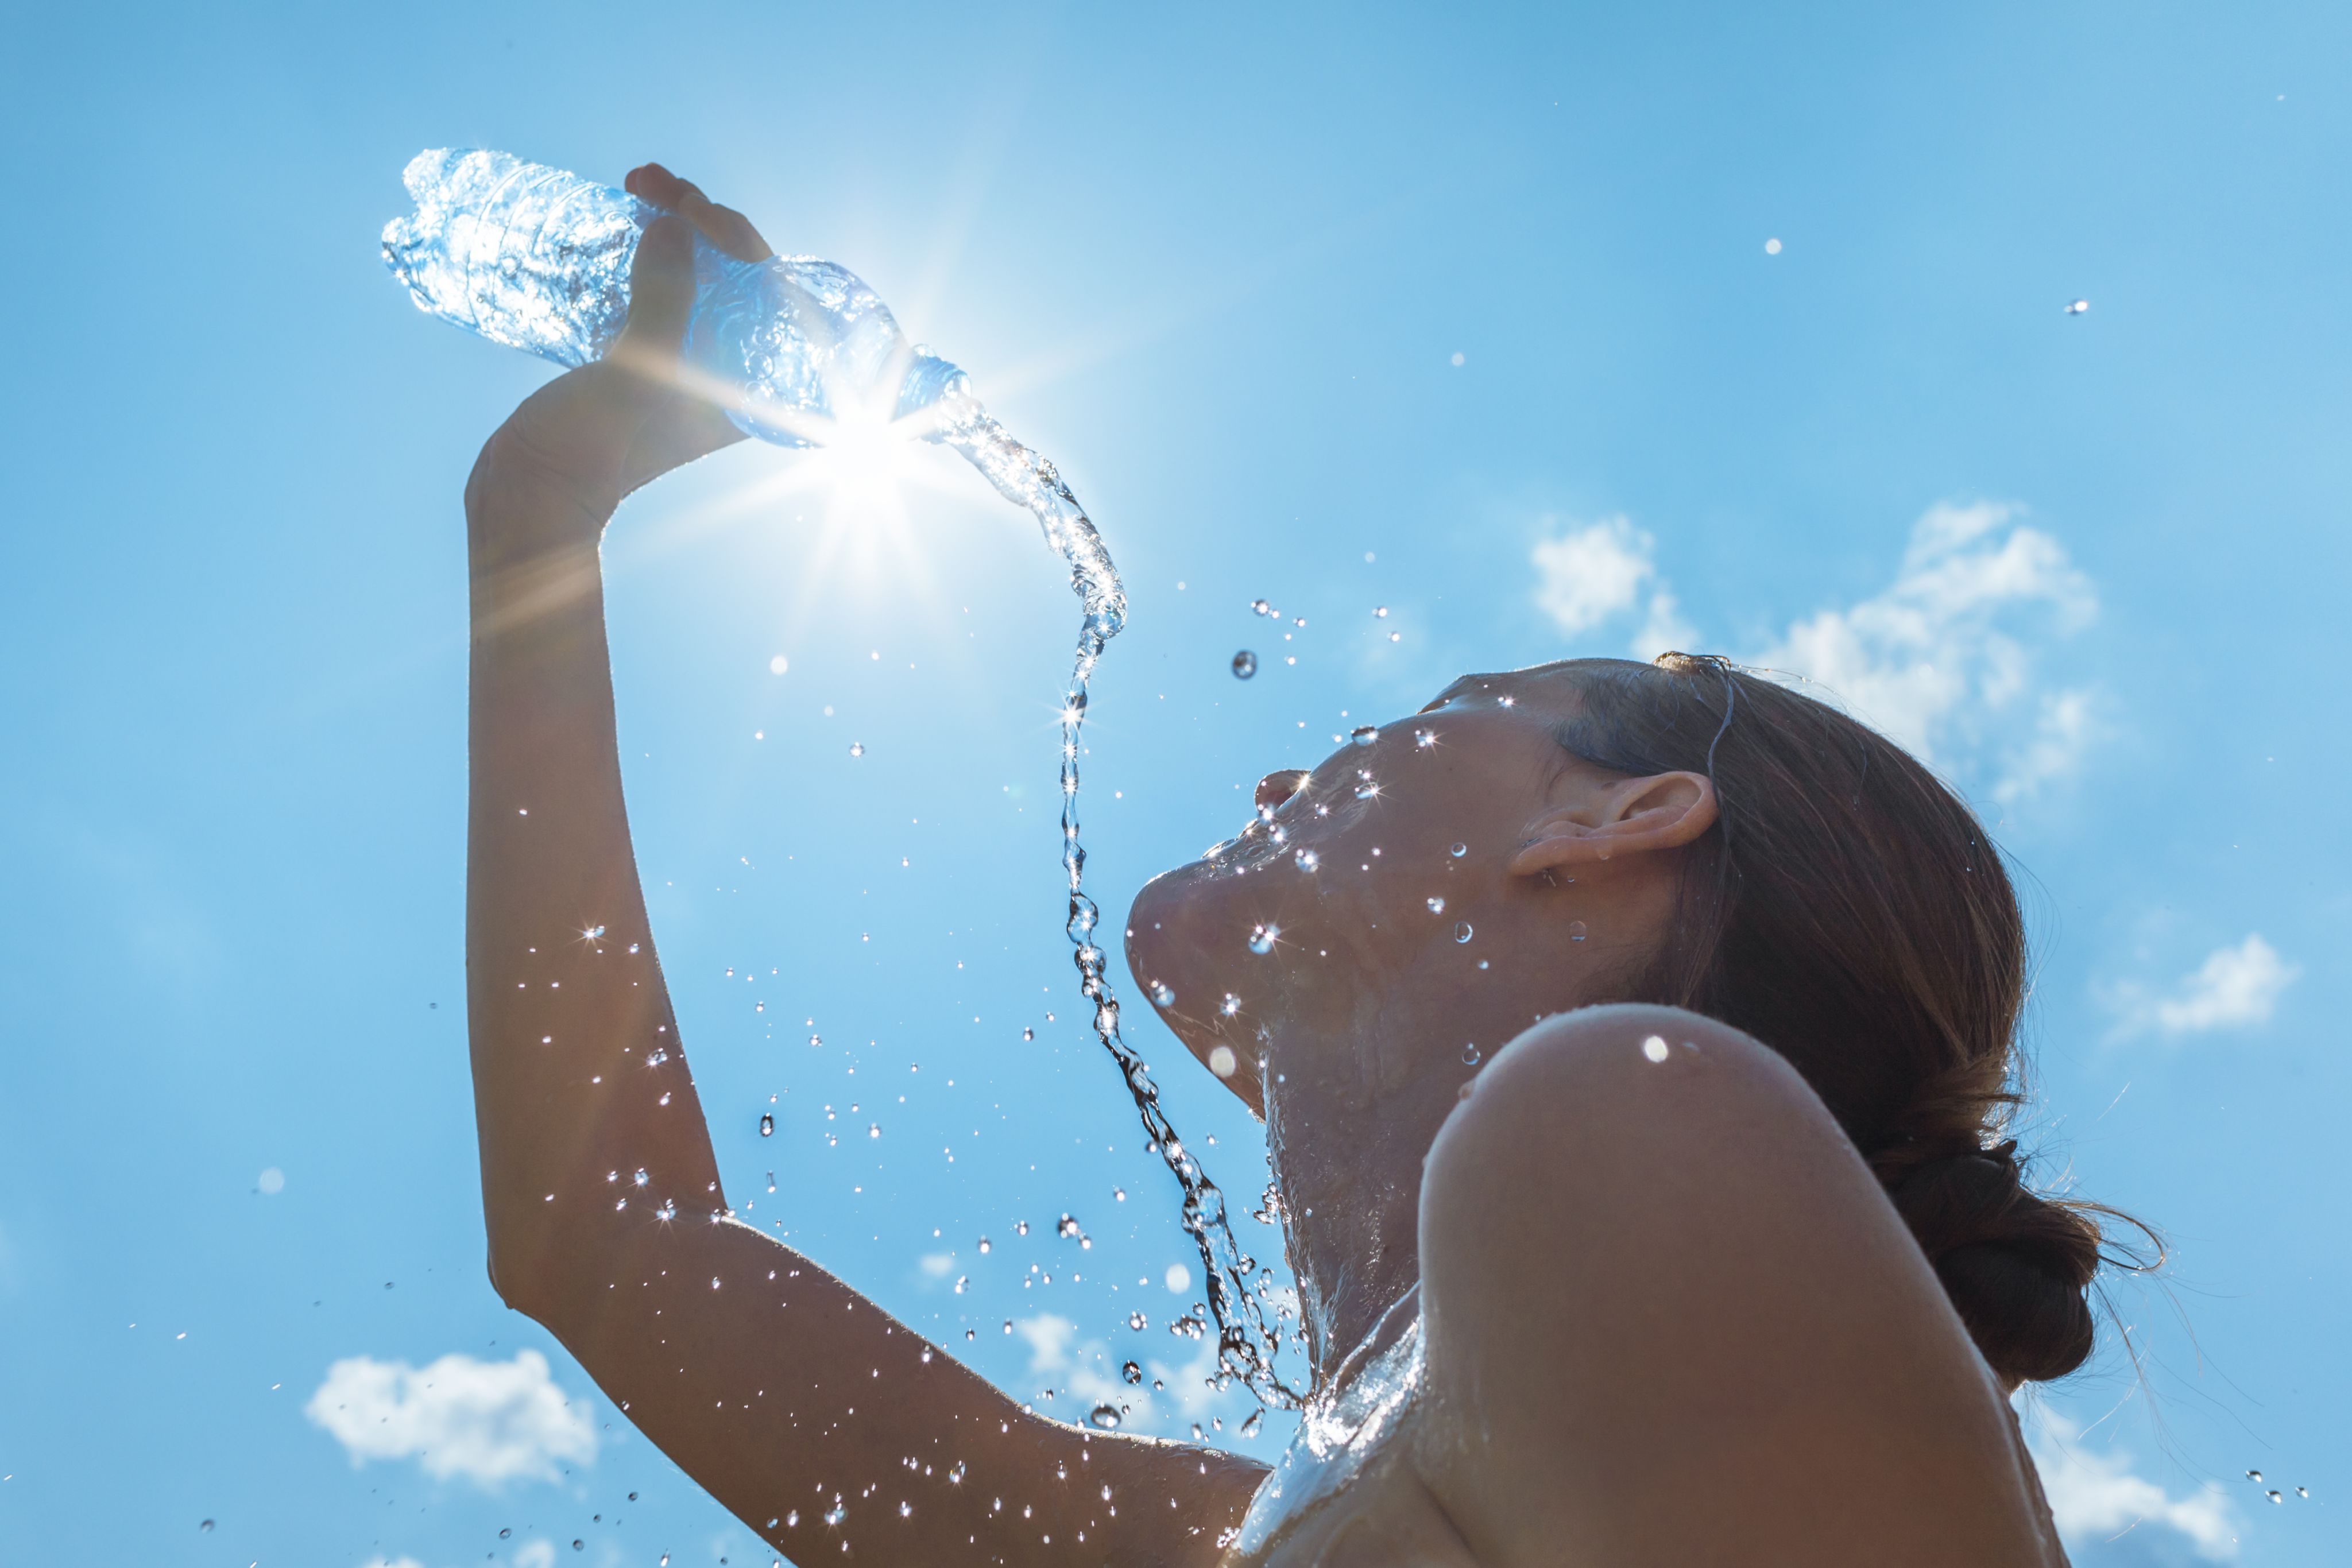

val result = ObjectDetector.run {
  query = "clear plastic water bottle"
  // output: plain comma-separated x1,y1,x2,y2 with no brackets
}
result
382,149,969,446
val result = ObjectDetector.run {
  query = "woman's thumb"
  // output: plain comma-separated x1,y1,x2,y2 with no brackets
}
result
612,214,695,370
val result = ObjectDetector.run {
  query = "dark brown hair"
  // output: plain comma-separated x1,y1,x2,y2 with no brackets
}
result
1557,653,2150,1385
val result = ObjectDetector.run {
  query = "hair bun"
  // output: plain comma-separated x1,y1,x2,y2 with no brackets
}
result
1887,1144,2102,1385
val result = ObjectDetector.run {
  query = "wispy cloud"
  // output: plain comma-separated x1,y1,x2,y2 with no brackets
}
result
1529,501,2099,799
1013,1310,1236,1438
306,1349,595,1487
2025,1409,2239,1561
1753,501,2098,802
1531,516,1690,658
2102,934,2299,1042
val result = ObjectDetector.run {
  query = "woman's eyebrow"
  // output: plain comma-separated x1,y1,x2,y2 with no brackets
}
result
1418,679,1475,713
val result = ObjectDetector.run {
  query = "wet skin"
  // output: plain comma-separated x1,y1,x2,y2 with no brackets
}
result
461,166,2067,1566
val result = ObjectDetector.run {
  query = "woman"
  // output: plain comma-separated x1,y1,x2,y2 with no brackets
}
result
462,165,2126,1566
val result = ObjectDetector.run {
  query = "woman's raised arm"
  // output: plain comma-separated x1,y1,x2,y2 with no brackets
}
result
460,165,1263,1565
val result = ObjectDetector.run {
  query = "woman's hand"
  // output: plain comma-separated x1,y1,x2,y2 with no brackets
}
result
469,163,777,529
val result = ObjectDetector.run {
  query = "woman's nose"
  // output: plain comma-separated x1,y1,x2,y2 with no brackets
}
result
1255,770,1311,813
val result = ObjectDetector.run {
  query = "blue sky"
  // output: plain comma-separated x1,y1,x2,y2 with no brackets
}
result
1,2,2346,1563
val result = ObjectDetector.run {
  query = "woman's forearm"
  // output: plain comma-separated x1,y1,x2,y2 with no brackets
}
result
463,438,721,1315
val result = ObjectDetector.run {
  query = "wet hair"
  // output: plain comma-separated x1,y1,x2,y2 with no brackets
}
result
1554,654,2152,1386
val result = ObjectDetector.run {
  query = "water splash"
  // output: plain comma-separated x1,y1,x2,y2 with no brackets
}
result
383,147,1301,1409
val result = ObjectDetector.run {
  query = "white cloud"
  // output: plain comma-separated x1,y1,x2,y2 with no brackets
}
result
1530,502,2100,796
1533,516,1656,635
2103,934,2299,1042
1754,501,2098,800
306,1349,596,1487
1013,1310,1240,1438
2025,1409,2239,1560
1015,1312,1137,1425
1530,516,1694,662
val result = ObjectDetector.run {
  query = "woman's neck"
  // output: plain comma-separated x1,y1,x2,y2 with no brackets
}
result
1262,1013,1475,1388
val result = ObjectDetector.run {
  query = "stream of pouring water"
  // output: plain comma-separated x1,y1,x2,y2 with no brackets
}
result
937,408,1306,1412
381,148,1304,1408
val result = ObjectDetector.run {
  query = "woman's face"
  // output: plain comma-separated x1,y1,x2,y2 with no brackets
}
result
1127,662,1634,1116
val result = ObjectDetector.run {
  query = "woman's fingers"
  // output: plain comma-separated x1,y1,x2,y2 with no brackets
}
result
675,183,775,263
624,161,774,263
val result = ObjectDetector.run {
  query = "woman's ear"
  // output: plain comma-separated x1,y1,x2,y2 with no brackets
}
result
1507,771,1719,877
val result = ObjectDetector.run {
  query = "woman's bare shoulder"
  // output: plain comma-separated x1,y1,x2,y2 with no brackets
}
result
1407,1005,2063,1567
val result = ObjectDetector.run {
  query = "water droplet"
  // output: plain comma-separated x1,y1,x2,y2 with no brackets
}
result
1388,631,1402,642
1293,849,1319,872
2297,1486,2309,1499
1251,598,1270,615
1088,1404,1121,1430
1022,1026,1035,1041
1568,920,1588,942
1349,725,1379,746
1148,979,1174,1006
1642,1035,1670,1063
1220,993,1241,1016
1240,1409,1264,1437
1353,777,1379,799
500,1530,512,1540
849,741,865,757
899,1500,914,1517
1414,729,1436,749
977,1236,992,1253
1231,650,1260,679
1764,237,1782,255
2247,1470,2264,1482
585,924,605,939
1129,1310,1149,1330
1016,1220,1031,1236
1426,897,1446,914
1208,1045,1237,1078
1058,1214,1082,1238
1121,1360,1143,1385
199,1520,214,1533
1453,922,1473,943
2065,298,2090,315
1461,1043,1480,1064
1165,1263,1192,1292
633,1168,648,1186
1247,923,1280,955
2268,1490,2283,1504
1373,606,1388,618
1449,842,1467,858
759,1113,774,1137
824,1503,847,1526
